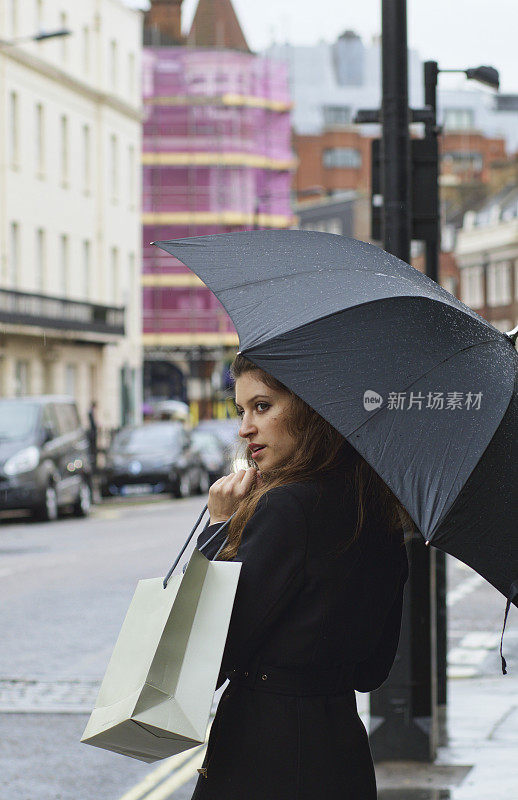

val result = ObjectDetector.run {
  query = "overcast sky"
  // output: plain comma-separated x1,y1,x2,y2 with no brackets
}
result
128,1,518,94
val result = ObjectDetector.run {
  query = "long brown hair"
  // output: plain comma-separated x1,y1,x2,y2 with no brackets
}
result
216,354,413,560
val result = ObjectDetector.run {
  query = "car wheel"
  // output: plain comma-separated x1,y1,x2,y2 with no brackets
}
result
73,478,92,517
33,483,59,522
196,470,210,495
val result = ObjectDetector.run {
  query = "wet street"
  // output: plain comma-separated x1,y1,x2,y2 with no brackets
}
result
1,496,517,799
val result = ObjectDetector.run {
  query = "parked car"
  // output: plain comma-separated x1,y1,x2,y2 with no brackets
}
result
191,429,230,484
101,422,209,499
194,418,242,468
0,395,93,522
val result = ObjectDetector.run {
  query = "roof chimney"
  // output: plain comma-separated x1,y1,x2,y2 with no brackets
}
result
144,0,185,46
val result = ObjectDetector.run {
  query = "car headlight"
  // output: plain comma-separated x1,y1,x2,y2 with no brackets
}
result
4,446,40,476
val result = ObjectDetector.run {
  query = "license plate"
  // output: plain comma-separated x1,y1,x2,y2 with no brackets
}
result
121,484,153,496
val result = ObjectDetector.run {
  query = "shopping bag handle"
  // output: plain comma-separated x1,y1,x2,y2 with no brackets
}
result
162,505,235,589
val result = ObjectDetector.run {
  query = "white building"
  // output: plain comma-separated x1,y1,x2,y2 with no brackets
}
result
265,34,518,154
264,36,424,136
0,0,143,437
455,186,518,334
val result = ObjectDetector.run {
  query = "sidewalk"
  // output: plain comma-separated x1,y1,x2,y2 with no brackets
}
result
369,673,518,798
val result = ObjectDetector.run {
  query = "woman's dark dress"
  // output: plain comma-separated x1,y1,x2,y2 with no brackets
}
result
191,472,409,800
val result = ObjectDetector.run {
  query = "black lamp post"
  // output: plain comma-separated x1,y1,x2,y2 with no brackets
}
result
423,61,499,719
355,3,501,761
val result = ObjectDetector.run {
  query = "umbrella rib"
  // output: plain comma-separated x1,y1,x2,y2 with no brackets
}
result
244,293,498,354
343,337,514,541
218,267,421,293
345,336,509,438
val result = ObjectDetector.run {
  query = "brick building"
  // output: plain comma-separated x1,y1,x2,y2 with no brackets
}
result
294,129,372,198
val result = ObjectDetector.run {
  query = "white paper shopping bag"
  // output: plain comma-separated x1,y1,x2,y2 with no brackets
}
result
81,517,241,763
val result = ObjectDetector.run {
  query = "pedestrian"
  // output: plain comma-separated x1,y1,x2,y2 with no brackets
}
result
191,353,411,800
87,400,98,473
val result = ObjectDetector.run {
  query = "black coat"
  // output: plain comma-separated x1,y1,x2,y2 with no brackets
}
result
191,473,409,800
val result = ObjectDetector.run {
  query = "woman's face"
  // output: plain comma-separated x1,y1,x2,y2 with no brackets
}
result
235,371,298,472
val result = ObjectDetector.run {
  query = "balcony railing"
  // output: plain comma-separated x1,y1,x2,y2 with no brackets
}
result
0,288,125,337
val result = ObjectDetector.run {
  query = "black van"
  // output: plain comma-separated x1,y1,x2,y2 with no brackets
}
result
0,395,93,521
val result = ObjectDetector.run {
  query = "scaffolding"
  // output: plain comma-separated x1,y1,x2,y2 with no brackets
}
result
142,46,295,346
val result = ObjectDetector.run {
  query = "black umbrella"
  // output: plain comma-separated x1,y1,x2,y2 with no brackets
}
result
153,230,518,670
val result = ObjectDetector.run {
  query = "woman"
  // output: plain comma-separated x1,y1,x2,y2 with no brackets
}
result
191,354,411,800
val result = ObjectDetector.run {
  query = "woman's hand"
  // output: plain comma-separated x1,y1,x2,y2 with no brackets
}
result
208,468,259,524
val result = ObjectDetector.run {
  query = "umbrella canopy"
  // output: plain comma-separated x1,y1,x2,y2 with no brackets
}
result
153,230,518,620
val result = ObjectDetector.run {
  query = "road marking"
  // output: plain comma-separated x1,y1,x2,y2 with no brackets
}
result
448,646,488,666
447,573,485,607
447,665,477,679
117,719,213,800
94,509,122,520
139,749,206,800
447,630,501,679
460,631,500,649
117,747,205,800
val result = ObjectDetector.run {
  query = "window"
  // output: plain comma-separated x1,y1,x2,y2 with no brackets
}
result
9,222,20,286
110,247,119,302
82,26,90,74
64,365,77,398
10,0,18,37
442,276,458,297
110,134,119,200
322,148,362,169
35,0,43,31
460,265,484,309
35,103,45,175
9,91,19,168
82,124,91,193
443,108,474,131
15,360,30,397
490,318,511,333
60,115,69,186
60,234,69,295
89,364,98,404
128,52,136,98
487,261,511,307
128,143,135,208
82,240,91,298
125,251,135,309
110,40,118,90
55,402,79,433
41,404,59,437
36,228,46,291
60,12,68,63
325,217,342,235
323,105,352,126
441,151,483,173
42,363,54,394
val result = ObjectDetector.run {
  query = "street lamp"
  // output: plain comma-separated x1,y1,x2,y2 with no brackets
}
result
422,59,499,721
0,28,72,47
423,61,500,285
441,65,499,90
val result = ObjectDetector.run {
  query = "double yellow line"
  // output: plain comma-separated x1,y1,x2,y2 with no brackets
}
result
117,721,213,800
